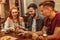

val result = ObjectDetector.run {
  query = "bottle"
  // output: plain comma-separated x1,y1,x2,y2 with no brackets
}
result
43,26,48,40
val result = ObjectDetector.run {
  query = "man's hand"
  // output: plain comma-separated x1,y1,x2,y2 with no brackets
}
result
32,33,39,40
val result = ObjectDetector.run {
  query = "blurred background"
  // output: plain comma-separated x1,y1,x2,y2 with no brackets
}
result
0,0,60,22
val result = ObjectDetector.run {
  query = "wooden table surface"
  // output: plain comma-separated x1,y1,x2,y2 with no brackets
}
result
0,31,33,40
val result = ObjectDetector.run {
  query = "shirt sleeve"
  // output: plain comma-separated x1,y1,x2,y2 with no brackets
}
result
21,22,25,27
56,15,60,27
2,18,10,32
20,17,25,27
4,20,10,30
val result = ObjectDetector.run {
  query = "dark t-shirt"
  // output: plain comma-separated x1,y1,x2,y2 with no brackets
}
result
44,12,60,35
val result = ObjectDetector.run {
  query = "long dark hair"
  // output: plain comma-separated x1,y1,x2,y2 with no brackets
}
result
9,6,20,25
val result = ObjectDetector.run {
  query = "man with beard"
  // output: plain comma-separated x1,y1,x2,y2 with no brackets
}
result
26,3,44,32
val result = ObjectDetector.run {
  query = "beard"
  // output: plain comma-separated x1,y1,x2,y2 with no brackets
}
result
30,13,36,18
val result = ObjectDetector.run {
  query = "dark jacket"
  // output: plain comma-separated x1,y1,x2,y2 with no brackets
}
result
26,15,44,31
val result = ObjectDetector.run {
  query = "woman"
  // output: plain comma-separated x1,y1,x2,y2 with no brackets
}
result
2,6,25,32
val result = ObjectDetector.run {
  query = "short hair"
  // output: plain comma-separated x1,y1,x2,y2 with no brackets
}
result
39,1,46,6
39,1,55,10
27,3,37,9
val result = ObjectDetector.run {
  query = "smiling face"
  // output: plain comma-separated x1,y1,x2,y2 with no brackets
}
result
40,5,52,17
11,9,18,19
28,7,36,16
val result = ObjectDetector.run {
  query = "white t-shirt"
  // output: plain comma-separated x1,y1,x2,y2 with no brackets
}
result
32,19,36,32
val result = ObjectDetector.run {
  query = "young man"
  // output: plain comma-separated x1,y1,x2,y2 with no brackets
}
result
26,3,44,32
38,1,60,40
